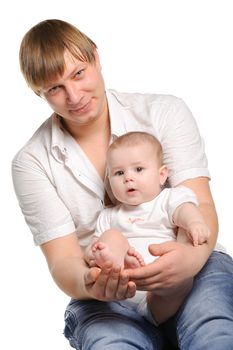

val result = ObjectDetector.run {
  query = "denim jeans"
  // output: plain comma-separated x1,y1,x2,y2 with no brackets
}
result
64,252,233,349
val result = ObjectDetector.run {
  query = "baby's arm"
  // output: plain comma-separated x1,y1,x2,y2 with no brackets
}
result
173,202,210,246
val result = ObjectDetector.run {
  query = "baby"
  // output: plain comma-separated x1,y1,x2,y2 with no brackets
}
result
85,131,210,324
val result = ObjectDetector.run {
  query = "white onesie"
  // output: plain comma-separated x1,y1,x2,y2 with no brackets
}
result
95,186,198,264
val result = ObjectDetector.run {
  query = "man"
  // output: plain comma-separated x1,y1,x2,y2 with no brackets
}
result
12,19,233,349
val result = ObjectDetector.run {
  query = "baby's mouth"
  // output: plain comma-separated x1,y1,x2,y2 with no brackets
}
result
127,188,136,192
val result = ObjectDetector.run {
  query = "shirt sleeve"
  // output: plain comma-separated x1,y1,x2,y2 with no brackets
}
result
12,155,75,245
166,186,199,224
157,97,210,186
95,208,112,237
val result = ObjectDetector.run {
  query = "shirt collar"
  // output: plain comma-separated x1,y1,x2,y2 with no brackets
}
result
51,113,68,163
106,89,128,137
50,90,128,162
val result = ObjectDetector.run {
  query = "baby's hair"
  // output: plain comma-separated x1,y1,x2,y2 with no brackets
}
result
107,131,163,165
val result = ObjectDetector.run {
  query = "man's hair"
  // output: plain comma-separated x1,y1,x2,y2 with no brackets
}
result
107,131,164,164
19,19,97,95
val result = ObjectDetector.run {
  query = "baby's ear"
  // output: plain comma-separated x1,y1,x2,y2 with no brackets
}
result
159,165,168,186
105,169,111,182
105,168,110,178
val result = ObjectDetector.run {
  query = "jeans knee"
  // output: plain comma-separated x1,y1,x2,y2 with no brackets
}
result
176,252,233,349
64,299,163,349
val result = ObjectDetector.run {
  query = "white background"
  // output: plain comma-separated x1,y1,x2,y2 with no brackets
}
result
1,0,233,349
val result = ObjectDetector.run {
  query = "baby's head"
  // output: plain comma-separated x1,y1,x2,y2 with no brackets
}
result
106,132,168,205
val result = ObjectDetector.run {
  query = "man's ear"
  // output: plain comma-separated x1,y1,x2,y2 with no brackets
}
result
159,165,168,186
93,49,101,69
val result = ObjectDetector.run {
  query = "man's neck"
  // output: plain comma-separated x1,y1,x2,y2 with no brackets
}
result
62,101,109,141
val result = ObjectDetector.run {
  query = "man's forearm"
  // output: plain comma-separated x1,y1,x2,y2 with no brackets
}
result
177,202,218,272
178,178,219,257
50,256,92,299
199,201,218,250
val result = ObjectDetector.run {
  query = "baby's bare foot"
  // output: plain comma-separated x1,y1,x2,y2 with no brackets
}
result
125,246,145,268
91,242,115,267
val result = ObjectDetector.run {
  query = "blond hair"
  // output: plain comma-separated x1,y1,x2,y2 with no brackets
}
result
19,19,97,95
108,131,163,164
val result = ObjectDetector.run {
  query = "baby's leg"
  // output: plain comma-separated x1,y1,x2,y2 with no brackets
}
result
147,278,193,324
92,229,144,269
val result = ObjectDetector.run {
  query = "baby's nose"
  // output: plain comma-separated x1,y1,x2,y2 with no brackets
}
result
124,173,133,183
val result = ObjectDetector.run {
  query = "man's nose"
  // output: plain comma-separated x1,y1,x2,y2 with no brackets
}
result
66,83,83,105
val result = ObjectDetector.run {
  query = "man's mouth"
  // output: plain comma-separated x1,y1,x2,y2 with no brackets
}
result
69,100,91,114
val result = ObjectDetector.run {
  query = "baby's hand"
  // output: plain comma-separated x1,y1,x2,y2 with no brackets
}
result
187,221,210,247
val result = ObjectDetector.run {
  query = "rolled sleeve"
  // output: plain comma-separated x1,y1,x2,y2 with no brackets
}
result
12,157,75,245
158,98,210,186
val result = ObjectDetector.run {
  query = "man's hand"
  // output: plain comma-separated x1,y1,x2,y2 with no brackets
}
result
125,241,209,296
84,261,136,301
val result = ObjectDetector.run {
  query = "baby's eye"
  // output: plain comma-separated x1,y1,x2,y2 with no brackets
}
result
136,167,143,172
115,170,124,176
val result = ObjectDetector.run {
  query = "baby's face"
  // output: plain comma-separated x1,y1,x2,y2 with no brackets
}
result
107,143,167,205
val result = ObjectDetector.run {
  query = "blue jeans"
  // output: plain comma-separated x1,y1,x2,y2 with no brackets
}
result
64,252,233,349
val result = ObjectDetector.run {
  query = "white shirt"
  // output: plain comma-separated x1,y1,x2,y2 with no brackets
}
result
94,186,199,264
12,89,210,246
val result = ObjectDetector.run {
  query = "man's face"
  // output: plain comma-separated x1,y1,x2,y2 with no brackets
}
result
41,50,107,127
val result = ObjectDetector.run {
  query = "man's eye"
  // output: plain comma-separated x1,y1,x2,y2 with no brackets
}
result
115,170,124,176
47,85,61,95
75,69,85,78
